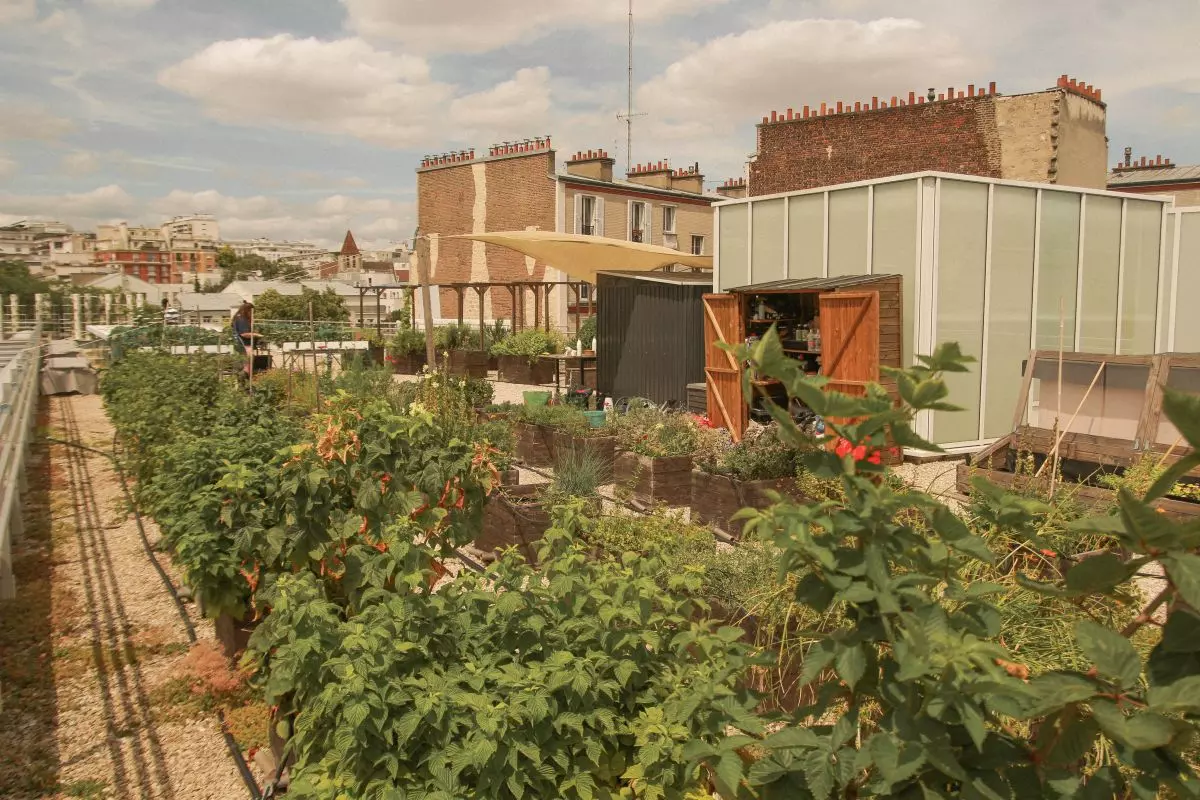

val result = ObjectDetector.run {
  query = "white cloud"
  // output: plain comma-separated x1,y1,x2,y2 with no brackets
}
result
37,9,86,46
61,150,101,177
449,67,553,136
0,153,16,179
84,0,159,8
0,0,34,24
159,35,554,149
341,0,729,53
0,105,77,141
0,185,137,221
640,18,972,122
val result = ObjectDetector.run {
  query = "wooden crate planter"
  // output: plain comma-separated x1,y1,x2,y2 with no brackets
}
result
477,485,551,564
499,467,520,487
389,353,427,374
445,350,489,378
690,469,808,535
498,355,556,385
614,452,693,506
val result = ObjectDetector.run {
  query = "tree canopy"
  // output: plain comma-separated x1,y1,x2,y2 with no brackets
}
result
253,287,348,322
0,260,50,300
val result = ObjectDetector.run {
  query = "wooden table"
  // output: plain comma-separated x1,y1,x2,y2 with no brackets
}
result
540,353,597,390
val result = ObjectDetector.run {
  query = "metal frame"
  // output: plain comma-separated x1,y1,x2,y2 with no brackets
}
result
0,323,43,599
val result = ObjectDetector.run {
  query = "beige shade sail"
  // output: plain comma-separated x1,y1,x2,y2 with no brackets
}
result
447,230,712,284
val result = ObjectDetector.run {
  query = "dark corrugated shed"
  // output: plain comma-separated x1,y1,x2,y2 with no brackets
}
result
596,271,710,406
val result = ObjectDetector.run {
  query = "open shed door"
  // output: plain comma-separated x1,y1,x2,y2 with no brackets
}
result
703,293,746,441
819,291,879,396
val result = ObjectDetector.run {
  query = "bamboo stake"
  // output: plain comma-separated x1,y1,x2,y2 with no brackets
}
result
1036,361,1106,478
1050,297,1065,498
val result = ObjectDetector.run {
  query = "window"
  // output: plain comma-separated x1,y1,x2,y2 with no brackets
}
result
691,235,705,255
630,201,648,243
662,206,677,234
577,195,600,235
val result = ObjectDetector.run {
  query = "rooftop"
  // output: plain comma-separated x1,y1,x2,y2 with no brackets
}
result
558,172,719,202
1108,164,1200,187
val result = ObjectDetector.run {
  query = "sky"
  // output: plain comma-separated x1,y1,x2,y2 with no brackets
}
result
1,0,1198,251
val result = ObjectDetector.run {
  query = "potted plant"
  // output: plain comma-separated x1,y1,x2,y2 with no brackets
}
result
476,446,606,563
578,315,597,354
492,329,563,384
610,402,699,506
386,326,427,374
437,324,488,378
690,422,816,536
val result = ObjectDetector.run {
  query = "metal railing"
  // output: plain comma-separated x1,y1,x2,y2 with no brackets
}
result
0,323,43,599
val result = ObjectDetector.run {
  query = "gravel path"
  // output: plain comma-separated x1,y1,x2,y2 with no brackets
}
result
0,395,247,800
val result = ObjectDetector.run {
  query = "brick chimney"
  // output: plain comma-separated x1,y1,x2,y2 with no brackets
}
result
565,149,615,182
669,162,704,194
627,160,674,189
715,178,748,200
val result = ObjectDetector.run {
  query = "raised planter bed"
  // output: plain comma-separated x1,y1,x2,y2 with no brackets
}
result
614,452,693,507
497,355,556,385
956,463,1200,522
690,469,808,536
516,422,551,467
389,353,427,374
499,467,519,487
548,433,615,483
477,485,551,564
445,350,489,378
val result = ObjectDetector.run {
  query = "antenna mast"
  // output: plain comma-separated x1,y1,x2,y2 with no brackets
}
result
617,0,645,174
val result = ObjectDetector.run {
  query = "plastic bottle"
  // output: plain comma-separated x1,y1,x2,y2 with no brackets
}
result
603,397,614,412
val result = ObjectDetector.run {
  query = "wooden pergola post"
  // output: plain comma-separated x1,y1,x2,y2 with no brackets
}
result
475,285,487,351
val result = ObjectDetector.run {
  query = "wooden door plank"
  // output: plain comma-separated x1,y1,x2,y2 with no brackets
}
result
1010,350,1038,434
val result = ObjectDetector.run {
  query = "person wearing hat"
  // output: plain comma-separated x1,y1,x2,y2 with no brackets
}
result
232,301,261,380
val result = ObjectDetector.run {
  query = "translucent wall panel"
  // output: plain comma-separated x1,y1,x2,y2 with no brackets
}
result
718,205,749,290
1078,195,1122,353
828,187,870,275
1176,212,1200,351
751,199,786,283
872,180,919,366
1119,200,1162,355
983,186,1036,438
934,180,988,443
1158,367,1200,445
787,194,824,279
1036,191,1081,349
1158,214,1176,352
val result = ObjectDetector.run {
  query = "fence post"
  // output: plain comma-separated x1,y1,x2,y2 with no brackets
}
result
8,295,17,335
104,294,112,325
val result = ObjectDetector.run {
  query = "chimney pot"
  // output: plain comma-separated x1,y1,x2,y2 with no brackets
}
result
1157,155,1163,165
836,101,843,113
787,107,794,119
958,90,965,98
820,102,827,115
908,90,916,104
891,95,898,106
803,105,810,118
948,86,954,98
989,81,997,94
854,101,862,112
871,96,878,110
918,96,925,104
968,84,975,97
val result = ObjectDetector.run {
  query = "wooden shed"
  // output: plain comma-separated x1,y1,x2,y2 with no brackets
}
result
596,270,711,406
702,274,903,440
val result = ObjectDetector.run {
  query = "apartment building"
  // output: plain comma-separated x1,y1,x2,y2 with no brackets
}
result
416,138,720,325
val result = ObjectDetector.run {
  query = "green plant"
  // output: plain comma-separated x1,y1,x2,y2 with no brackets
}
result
436,323,480,352
544,445,609,503
610,402,700,458
695,423,810,481
520,403,597,437
490,328,564,363
247,508,756,799
386,326,426,358
681,329,1200,798
579,315,597,349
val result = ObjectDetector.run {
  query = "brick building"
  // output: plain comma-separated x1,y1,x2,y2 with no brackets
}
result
95,248,181,284
1108,149,1200,207
749,75,1108,196
416,138,719,326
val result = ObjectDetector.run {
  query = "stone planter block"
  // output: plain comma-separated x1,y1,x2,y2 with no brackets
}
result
498,355,556,385
690,469,807,537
